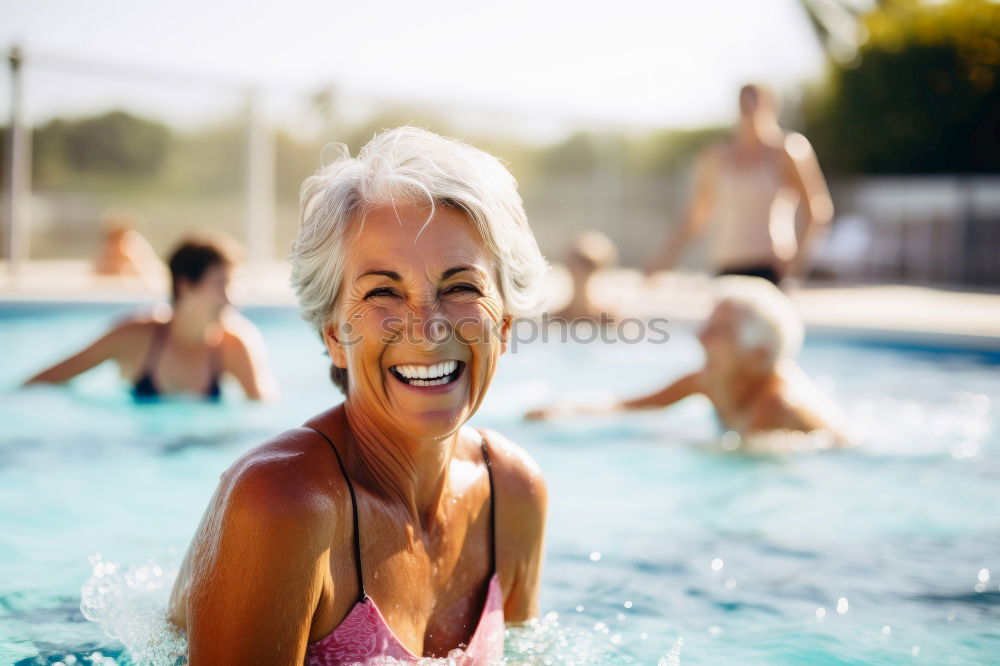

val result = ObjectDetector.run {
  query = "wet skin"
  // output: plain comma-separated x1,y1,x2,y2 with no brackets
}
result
169,204,547,664
25,263,274,399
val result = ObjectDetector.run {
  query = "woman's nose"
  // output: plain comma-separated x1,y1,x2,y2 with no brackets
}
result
407,302,451,348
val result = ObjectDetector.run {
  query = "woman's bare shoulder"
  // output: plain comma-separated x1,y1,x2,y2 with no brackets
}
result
100,314,164,348
476,427,546,513
216,427,349,523
219,310,267,352
221,309,264,337
169,427,347,631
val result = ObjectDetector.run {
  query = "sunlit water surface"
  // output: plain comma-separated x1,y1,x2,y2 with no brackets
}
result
1,303,997,665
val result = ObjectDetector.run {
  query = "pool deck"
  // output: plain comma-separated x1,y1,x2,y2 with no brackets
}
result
2,261,999,350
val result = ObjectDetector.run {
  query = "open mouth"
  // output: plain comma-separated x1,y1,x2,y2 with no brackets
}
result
389,360,465,387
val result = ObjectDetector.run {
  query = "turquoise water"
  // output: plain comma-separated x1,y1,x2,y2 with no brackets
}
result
1,303,998,665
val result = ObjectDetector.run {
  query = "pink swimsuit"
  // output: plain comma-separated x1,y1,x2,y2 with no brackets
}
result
304,427,505,666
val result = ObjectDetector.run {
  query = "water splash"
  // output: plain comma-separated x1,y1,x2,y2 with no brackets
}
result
79,554,186,666
503,612,644,664
78,558,640,666
658,637,684,666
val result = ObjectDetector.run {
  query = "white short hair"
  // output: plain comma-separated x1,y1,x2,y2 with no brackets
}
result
713,276,804,363
289,127,548,339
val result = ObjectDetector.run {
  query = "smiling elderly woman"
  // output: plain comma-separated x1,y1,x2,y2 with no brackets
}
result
168,127,549,664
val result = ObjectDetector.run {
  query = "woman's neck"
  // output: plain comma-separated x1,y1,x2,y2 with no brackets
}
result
169,303,221,347
708,360,774,405
337,402,456,527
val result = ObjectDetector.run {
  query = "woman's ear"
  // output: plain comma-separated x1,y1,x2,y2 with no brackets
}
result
322,321,350,370
499,315,513,355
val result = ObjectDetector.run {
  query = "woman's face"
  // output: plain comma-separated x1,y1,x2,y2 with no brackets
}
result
698,301,745,371
327,203,509,442
178,263,232,319
698,301,769,374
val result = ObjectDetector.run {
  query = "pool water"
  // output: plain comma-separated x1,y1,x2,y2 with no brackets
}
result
1,303,997,665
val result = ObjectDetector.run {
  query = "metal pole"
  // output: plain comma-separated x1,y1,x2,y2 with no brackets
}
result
244,90,275,266
5,46,29,275
591,132,622,249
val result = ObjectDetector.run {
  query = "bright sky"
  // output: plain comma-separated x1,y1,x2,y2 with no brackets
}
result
1,0,826,139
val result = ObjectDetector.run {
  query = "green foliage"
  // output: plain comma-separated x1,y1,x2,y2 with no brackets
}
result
33,111,171,185
536,127,725,180
19,102,725,206
538,133,602,175
161,121,244,196
806,0,1000,174
624,127,728,176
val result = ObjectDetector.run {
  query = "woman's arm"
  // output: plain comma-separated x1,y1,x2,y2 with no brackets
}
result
616,370,706,410
170,448,331,664
525,371,706,421
23,323,132,385
480,429,547,623
222,327,279,401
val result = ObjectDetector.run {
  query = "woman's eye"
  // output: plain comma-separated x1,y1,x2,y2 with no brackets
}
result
364,287,399,300
444,284,482,296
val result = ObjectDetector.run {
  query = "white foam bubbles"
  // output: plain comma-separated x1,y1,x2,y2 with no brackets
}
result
80,554,186,666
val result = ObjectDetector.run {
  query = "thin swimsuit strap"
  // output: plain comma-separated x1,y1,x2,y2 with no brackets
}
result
139,323,169,377
132,323,169,399
304,426,497,604
480,432,497,574
205,340,223,399
306,426,366,603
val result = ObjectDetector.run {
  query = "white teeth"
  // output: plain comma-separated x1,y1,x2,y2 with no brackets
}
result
392,360,460,383
409,377,449,387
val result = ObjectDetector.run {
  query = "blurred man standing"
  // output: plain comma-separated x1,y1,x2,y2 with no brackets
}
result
645,84,834,285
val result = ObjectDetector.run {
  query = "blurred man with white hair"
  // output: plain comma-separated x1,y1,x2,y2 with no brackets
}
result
527,276,846,449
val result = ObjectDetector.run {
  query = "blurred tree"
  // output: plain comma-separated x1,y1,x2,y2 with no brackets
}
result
799,0,866,65
163,120,243,196
624,127,728,176
33,111,171,185
538,132,600,176
275,130,324,203
806,0,1000,174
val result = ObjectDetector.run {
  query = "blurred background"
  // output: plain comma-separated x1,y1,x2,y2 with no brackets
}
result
2,1,999,664
2,0,998,291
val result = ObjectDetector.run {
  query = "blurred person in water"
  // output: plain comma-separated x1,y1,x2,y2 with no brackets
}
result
644,83,834,285
168,127,548,663
93,212,164,284
527,276,847,450
552,230,619,322
25,233,276,401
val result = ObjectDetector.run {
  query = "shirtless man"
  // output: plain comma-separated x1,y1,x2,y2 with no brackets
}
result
527,277,847,450
644,84,834,285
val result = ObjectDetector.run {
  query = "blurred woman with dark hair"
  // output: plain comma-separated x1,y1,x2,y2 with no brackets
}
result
26,234,276,401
